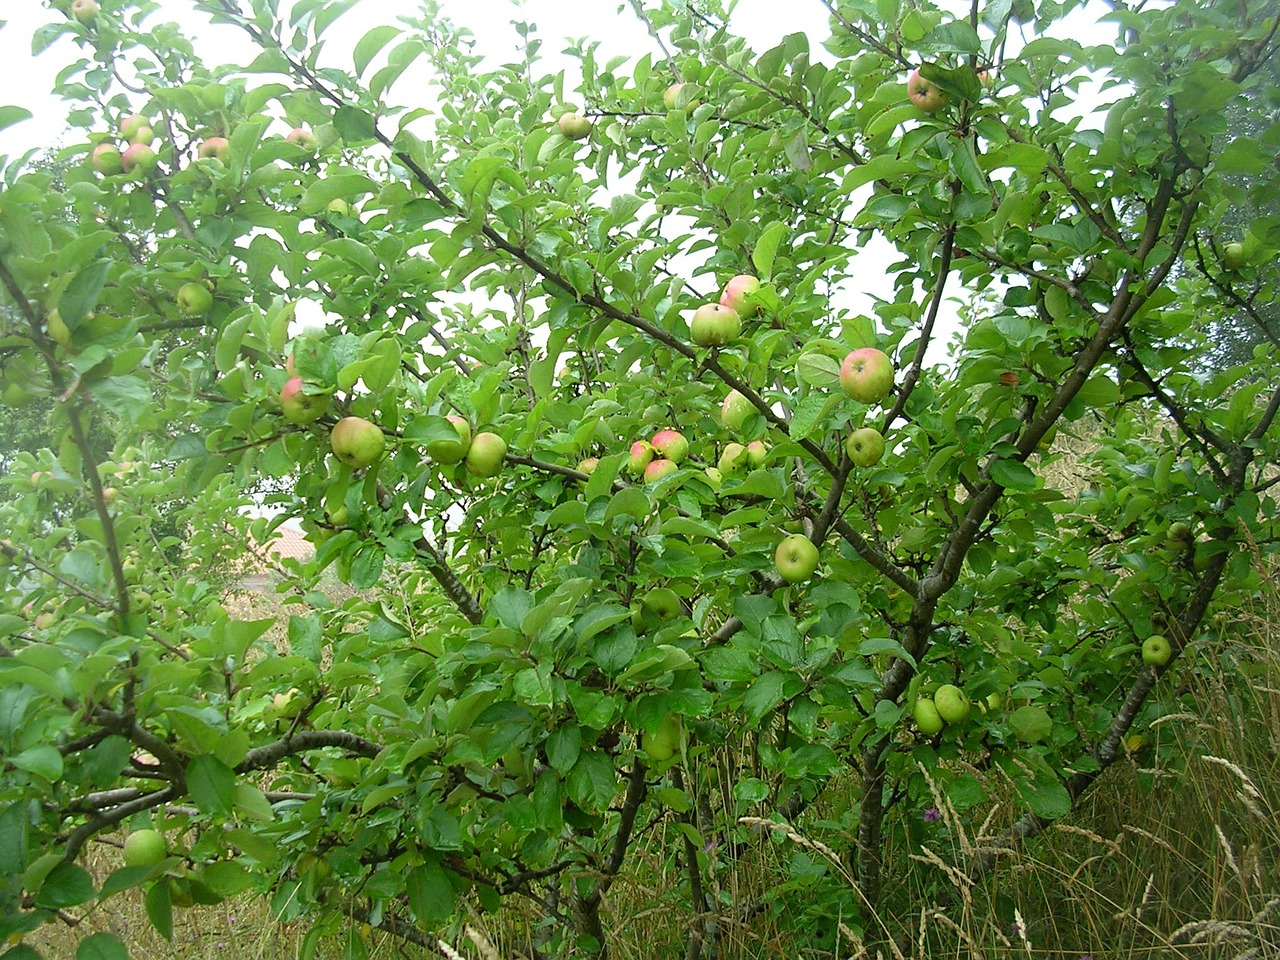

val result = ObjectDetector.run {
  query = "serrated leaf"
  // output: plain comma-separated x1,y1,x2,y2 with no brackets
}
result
789,392,836,440
990,458,1036,491
797,352,841,387
186,755,236,818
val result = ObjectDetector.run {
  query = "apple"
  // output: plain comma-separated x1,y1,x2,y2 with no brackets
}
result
197,136,230,162
46,310,72,346
644,458,678,483
465,432,507,478
663,83,698,111
627,439,654,476
721,389,754,432
120,115,149,140
92,143,122,175
123,829,167,868
557,112,593,140
1222,242,1247,270
934,685,971,724
34,612,57,630
642,715,682,763
746,440,768,468
1167,521,1193,546
690,303,741,347
913,698,944,736
176,282,213,317
642,586,682,623
576,456,599,479
330,417,385,469
719,275,761,317
839,348,895,404
121,143,157,176
279,377,328,425
651,429,688,464
326,198,352,217
1000,371,1021,387
907,68,950,113
1,383,32,407
129,125,156,146
286,127,318,151
703,466,723,490
428,415,472,464
775,534,819,583
71,0,99,25
1142,634,1172,666
845,427,886,467
101,486,119,505
718,442,748,474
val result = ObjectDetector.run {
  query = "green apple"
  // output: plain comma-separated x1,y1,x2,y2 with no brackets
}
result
576,456,599,480
650,429,688,464
663,83,699,111
197,137,230,162
703,466,722,490
907,68,950,113
176,282,213,317
718,442,748,474
839,348,894,404
129,125,156,146
775,534,819,583
325,198,352,217
721,389,754,432
286,127,318,151
92,143,122,175
746,440,768,468
934,684,971,724
465,432,507,478
1142,634,1172,666
644,458,678,483
71,0,99,25
330,417,385,469
427,415,472,464
47,310,72,347
913,697,944,736
1,383,32,407
1167,521,1193,546
1222,242,1247,270
121,142,157,176
690,303,741,347
557,112,593,140
719,274,761,318
279,377,328,425
642,586,682,623
642,715,682,763
846,427,886,467
123,829,168,868
627,439,654,477
120,114,149,140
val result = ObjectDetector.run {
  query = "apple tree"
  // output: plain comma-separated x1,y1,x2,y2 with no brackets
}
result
1,0,1279,956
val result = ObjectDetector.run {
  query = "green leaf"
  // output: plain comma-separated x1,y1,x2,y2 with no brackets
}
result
333,106,378,143
76,933,128,960
743,671,786,723
0,106,32,134
566,751,618,812
59,260,111,328
300,174,378,213
35,862,95,909
407,860,455,927
752,222,787,279
145,879,173,940
186,755,236,818
10,745,62,780
796,351,840,388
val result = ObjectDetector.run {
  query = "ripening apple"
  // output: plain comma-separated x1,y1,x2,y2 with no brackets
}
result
91,143,122,175
746,440,768,468
913,697,944,736
627,440,655,477
718,442,748,475
197,136,230,162
690,303,741,347
121,142,157,176
427,415,472,464
642,715,682,763
330,417,385,469
651,429,689,464
47,310,72,347
123,828,168,867
663,82,698,111
129,125,156,146
907,68,950,113
176,282,213,317
465,432,507,478
1222,242,1247,270
120,114,149,140
557,112,593,140
934,684,971,724
1142,634,1172,666
279,377,328,425
286,127,318,151
775,534,820,583
644,458,678,483
576,456,599,479
71,0,99,25
719,275,761,318
721,389,754,432
845,427,886,467
839,348,895,404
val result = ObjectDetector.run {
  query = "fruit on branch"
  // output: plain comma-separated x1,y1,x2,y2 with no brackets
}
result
91,143,122,175
644,458,678,483
642,586,682,624
121,143,157,176
71,0,99,25
330,417,385,469
286,127,318,151
690,303,741,347
627,440,655,477
1000,371,1020,387
557,112,593,140
839,348,894,404
1142,634,1172,666
1167,521,1193,546
120,115,149,140
718,442,748,474
465,432,507,478
774,534,819,583
279,377,328,425
197,137,230,162
721,389,754,432
176,282,213,317
1222,242,1247,270
702,466,722,490
1,383,32,407
325,198,352,217
129,124,156,146
913,697,944,736
663,83,698,111
651,429,689,464
934,684,971,724
123,829,168,868
576,456,599,478
719,275,761,318
746,440,768,468
642,715,682,763
907,68,950,113
845,427,886,467
46,310,72,347
427,415,472,464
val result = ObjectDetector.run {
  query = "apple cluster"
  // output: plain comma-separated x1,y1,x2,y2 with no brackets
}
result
912,684,972,736
91,114,163,179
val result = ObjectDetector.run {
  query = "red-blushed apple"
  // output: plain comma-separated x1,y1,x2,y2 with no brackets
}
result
71,0,99,25
718,442,748,474
92,143,122,175
1142,634,1172,666
644,458,678,483
576,456,599,480
427,415,472,464
279,377,328,425
651,429,688,463
774,534,820,583
465,432,507,477
913,697,944,736
719,275,761,318
746,440,768,468
839,348,894,404
176,282,213,317
121,143,157,176
120,115,149,140
627,439,654,476
691,303,741,347
330,417,385,469
845,427,886,467
907,68,950,113
122,829,167,868
286,127,318,151
721,389,754,432
197,136,230,162
934,684,970,723
557,112,592,140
